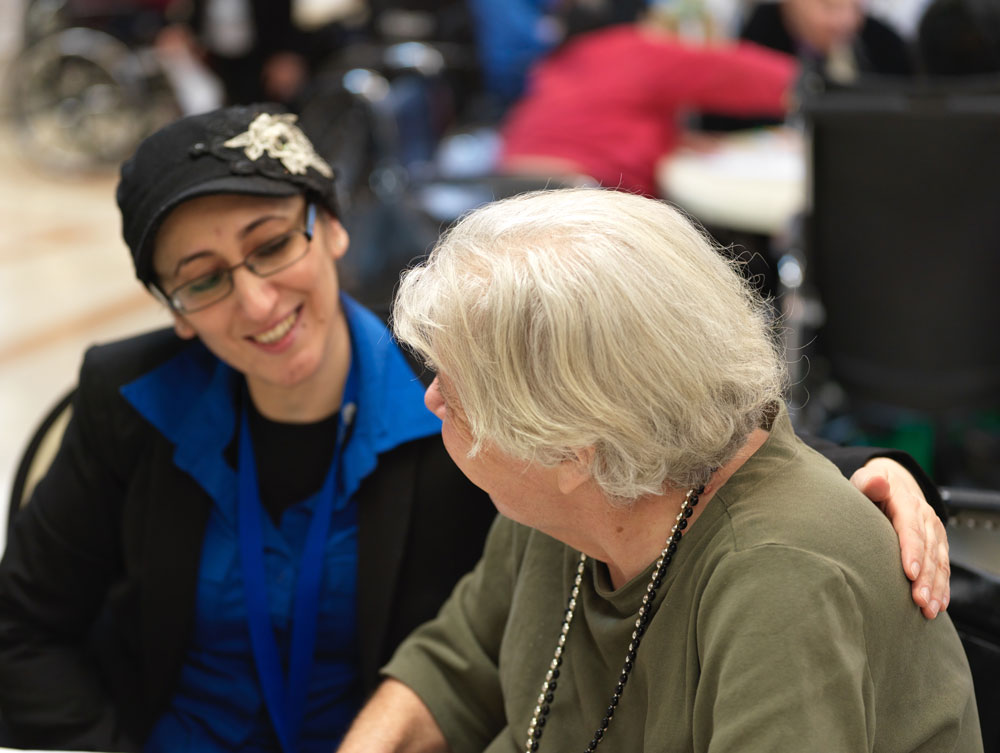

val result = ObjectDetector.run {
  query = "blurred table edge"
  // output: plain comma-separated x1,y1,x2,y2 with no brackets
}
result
658,127,806,236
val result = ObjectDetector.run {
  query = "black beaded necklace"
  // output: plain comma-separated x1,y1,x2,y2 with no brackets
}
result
523,485,705,753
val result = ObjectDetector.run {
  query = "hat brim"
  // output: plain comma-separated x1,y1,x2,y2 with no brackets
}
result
136,174,305,286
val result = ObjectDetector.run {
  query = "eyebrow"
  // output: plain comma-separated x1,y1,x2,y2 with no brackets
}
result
169,213,293,278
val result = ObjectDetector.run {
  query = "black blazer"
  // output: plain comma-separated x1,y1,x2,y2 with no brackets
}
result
0,329,496,751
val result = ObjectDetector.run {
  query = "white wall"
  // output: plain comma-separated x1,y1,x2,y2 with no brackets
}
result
868,0,934,38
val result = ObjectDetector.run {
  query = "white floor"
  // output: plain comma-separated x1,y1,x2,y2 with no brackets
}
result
0,124,171,548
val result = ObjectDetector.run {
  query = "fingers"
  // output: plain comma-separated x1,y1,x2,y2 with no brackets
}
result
910,514,950,619
898,518,926,584
927,515,951,616
852,456,953,619
850,466,890,508
883,506,935,618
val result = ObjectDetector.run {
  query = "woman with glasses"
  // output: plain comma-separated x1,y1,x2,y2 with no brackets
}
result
0,105,953,753
0,104,492,753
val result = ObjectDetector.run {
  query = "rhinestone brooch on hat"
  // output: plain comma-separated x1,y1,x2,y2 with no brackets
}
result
223,112,333,178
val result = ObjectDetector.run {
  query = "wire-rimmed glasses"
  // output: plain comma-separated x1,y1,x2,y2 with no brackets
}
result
161,203,317,314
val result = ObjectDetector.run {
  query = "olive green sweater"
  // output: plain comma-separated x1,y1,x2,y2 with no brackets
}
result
385,410,982,753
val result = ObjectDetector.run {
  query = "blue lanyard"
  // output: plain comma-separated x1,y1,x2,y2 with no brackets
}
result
237,365,358,753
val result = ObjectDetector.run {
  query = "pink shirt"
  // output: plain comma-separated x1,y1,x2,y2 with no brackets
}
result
500,26,798,196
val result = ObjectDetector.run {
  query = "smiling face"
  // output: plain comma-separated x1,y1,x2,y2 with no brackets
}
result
153,193,350,411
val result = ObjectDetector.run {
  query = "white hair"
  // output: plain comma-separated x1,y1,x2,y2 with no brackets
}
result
392,188,786,501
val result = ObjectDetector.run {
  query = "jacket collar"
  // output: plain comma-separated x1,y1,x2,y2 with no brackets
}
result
119,293,441,504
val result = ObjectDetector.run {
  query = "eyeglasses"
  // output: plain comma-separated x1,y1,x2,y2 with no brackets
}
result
161,203,317,314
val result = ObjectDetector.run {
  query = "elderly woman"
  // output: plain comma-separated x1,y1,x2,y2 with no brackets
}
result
339,188,981,753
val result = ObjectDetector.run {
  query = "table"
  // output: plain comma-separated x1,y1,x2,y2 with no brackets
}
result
657,127,805,236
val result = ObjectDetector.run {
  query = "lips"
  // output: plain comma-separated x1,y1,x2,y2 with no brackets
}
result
250,307,299,344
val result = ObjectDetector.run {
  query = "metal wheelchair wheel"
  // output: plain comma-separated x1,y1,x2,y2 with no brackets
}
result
7,27,176,172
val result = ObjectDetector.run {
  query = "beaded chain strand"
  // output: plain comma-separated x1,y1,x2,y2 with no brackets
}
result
523,485,705,753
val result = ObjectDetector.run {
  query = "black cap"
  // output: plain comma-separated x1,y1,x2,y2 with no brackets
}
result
117,103,338,286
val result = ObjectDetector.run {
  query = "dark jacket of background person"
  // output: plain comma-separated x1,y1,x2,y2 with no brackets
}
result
465,0,648,104
0,328,496,752
0,331,942,752
185,0,346,104
743,1,914,77
703,1,914,131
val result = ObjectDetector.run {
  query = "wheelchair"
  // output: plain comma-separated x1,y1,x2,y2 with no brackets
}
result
6,0,179,172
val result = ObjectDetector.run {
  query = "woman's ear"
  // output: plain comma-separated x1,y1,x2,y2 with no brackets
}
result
322,215,350,261
557,447,595,495
148,284,198,340
171,311,197,340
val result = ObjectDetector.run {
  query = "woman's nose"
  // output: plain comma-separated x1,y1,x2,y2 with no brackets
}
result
232,268,278,319
425,377,446,420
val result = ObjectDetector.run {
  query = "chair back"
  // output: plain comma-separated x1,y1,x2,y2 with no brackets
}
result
7,390,75,542
801,80,1000,416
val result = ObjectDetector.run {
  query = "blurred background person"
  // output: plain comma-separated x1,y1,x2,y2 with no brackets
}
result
701,0,914,131
741,0,914,82
155,0,355,107
499,13,798,198
464,0,647,109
